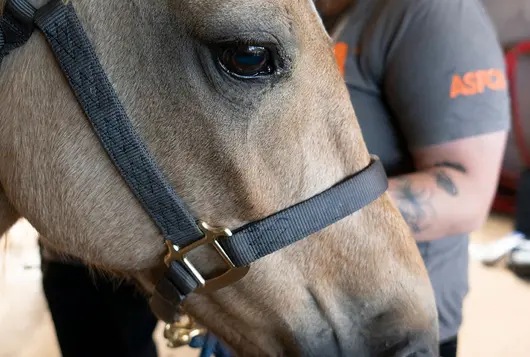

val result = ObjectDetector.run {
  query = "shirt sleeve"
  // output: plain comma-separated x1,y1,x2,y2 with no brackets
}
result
383,0,511,150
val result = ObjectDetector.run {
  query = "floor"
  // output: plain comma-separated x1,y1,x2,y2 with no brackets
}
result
1,214,529,357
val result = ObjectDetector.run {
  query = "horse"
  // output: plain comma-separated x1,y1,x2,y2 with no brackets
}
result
0,0,439,356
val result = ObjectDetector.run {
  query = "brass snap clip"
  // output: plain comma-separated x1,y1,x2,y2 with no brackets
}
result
163,314,206,348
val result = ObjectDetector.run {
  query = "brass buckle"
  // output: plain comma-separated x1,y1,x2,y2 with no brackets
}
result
164,221,250,293
164,314,206,348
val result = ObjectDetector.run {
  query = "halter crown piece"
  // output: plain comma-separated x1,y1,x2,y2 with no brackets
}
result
0,0,388,332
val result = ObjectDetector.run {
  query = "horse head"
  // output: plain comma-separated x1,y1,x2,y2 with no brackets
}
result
0,0,438,355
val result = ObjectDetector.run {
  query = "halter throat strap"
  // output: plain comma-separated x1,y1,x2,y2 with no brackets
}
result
0,0,389,323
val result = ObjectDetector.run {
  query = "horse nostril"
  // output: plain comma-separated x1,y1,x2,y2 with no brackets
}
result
403,349,436,357
373,330,438,357
386,345,437,357
395,339,438,357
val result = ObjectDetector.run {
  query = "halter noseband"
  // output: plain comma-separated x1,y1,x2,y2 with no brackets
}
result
0,0,388,323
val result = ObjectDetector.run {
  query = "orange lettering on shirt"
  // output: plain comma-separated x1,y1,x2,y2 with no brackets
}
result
450,75,466,98
450,68,507,98
462,72,478,95
334,42,349,77
488,69,507,90
474,70,488,93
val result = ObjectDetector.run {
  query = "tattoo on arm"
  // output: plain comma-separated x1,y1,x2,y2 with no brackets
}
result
434,161,467,174
433,170,458,196
392,178,435,233
391,162,464,233
432,161,466,197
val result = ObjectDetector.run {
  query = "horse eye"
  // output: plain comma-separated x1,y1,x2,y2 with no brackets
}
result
218,45,274,78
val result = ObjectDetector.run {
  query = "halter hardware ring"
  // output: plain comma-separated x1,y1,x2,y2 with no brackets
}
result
164,221,250,293
163,314,206,348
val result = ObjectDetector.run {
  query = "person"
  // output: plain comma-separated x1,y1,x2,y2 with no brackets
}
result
40,1,511,357
39,244,159,357
323,0,510,355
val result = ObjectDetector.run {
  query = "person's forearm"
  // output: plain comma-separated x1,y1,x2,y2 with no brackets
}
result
388,163,487,242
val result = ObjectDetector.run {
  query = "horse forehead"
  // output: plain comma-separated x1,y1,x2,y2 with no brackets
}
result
185,0,293,10
171,0,330,49
178,0,311,23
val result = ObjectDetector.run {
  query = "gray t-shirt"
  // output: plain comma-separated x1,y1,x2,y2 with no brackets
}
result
335,0,511,342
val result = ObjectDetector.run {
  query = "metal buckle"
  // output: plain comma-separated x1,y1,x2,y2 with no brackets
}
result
164,221,249,293
163,314,206,348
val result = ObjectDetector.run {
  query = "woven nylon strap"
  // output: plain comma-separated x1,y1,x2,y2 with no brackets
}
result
224,158,387,266
3,0,389,323
150,157,387,320
0,0,34,64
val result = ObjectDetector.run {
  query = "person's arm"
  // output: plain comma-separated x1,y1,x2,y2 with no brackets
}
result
388,131,507,242
380,0,511,241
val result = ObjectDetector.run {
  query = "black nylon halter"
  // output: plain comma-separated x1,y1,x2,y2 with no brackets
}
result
0,0,389,323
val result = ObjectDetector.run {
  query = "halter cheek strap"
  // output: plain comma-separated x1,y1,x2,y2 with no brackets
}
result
0,0,389,324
